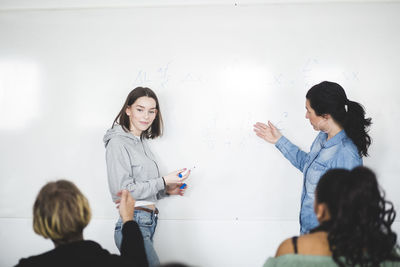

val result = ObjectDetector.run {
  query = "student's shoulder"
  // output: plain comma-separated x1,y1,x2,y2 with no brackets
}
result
297,232,331,256
15,257,34,267
107,136,124,145
276,232,331,257
275,237,295,256
15,250,55,267
107,135,139,148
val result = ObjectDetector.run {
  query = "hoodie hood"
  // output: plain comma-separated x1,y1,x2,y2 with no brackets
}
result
103,125,139,147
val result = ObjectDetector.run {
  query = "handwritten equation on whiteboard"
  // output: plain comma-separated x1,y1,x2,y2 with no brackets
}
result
201,112,290,150
132,62,203,89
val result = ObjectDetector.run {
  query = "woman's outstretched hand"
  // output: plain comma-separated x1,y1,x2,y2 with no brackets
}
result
163,169,190,186
253,121,282,144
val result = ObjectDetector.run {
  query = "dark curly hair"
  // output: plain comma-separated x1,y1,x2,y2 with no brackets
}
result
313,167,400,267
306,81,372,157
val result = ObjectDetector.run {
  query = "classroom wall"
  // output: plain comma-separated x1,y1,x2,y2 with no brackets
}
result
1,1,400,266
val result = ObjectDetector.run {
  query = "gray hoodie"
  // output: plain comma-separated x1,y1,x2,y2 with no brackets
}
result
103,125,167,203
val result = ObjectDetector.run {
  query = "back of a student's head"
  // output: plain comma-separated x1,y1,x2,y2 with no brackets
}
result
33,180,91,245
315,166,399,266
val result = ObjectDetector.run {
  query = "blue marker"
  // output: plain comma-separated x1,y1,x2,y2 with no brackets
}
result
178,173,186,189
178,166,196,189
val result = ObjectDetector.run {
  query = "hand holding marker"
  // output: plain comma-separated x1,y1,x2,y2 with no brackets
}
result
179,166,196,189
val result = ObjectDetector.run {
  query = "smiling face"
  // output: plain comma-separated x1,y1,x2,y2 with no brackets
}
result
305,99,325,131
125,96,158,136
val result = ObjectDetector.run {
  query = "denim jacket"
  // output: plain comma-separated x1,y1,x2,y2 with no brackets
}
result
275,130,362,234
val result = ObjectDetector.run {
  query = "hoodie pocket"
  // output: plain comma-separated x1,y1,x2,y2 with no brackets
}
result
131,164,143,178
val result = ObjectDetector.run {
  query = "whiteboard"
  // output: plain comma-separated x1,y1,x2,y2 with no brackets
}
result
1,2,400,223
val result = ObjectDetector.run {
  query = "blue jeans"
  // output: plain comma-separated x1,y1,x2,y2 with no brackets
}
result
115,209,160,267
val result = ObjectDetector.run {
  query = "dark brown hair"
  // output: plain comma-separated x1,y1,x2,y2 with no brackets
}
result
112,87,163,139
314,167,399,266
306,81,372,157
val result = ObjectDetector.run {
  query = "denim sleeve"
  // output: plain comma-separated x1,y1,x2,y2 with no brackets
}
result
106,139,165,202
275,136,308,173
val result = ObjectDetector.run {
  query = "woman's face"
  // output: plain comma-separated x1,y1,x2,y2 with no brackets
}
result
305,99,325,131
126,96,157,136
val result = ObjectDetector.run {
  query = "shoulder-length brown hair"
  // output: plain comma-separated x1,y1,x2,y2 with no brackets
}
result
112,87,163,139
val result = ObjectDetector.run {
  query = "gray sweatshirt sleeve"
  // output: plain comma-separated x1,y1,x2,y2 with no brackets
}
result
106,139,165,202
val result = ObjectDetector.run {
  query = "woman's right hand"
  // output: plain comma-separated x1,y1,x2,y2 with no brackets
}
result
163,168,190,186
253,121,282,144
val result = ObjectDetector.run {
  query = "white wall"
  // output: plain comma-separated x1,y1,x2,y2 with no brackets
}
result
1,1,400,266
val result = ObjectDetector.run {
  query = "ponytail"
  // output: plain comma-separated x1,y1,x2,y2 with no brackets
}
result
306,81,372,157
343,100,372,157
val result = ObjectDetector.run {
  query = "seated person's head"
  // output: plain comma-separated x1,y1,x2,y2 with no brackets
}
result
314,166,398,265
33,180,91,246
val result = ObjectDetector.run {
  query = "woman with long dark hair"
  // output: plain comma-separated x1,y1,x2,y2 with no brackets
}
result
254,81,372,234
264,166,400,267
104,87,190,267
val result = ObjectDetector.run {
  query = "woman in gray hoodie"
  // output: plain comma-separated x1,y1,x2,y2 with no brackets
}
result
104,87,190,267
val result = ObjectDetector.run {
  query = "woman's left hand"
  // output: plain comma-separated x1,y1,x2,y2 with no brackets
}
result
167,184,187,196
